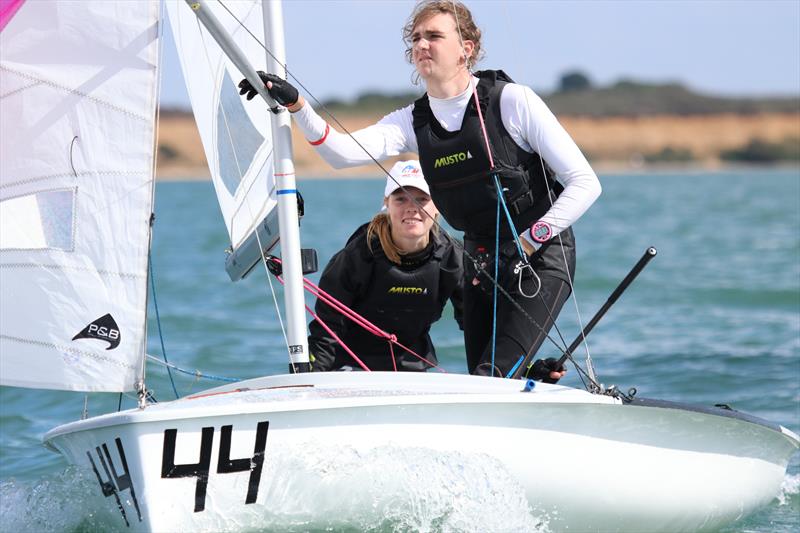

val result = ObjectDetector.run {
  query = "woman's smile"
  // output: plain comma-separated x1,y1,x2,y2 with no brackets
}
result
385,186,438,251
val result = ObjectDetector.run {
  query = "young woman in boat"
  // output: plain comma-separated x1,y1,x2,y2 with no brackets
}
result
240,0,600,382
306,160,464,372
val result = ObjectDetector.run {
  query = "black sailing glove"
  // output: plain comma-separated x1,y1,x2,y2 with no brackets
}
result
238,71,299,106
527,357,565,384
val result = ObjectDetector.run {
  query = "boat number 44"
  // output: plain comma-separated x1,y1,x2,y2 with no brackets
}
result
86,421,269,527
161,421,270,513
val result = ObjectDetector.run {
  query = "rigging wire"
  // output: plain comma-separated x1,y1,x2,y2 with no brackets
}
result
134,0,173,406
216,0,578,366
148,250,180,399
490,188,500,374
146,354,240,382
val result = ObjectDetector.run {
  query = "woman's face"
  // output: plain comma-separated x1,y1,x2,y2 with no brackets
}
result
411,13,473,81
384,187,438,248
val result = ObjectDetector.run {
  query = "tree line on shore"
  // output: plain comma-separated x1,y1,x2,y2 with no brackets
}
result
159,72,799,166
311,72,800,164
317,71,799,117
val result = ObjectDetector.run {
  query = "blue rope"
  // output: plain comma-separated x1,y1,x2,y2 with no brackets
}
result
149,251,180,399
146,355,240,382
492,174,527,260
490,187,500,376
490,173,536,377
506,355,525,378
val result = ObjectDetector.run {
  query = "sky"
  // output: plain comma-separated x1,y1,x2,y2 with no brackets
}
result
159,0,800,108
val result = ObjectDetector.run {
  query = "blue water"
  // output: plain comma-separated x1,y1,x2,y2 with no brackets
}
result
1,170,798,531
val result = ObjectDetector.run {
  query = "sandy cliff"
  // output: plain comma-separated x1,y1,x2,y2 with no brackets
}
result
156,111,800,179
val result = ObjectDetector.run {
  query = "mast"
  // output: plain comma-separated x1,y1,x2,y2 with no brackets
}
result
183,0,309,372
261,0,308,372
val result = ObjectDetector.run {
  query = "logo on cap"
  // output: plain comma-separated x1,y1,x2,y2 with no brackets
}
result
401,164,420,177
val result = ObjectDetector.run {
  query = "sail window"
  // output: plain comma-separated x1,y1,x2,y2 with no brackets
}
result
0,188,75,251
216,70,264,196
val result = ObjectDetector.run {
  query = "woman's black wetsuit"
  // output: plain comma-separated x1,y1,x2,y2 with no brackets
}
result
308,224,463,372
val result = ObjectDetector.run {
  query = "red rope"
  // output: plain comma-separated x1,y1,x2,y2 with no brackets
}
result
303,278,388,339
303,303,371,371
389,341,397,371
303,278,445,372
470,81,495,170
268,258,446,372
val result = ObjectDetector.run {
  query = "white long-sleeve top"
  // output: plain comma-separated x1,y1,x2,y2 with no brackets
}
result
291,78,601,242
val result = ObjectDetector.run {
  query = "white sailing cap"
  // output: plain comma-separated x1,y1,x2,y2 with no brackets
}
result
384,160,430,197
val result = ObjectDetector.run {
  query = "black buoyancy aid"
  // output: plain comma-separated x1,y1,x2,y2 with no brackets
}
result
413,70,562,241
343,232,458,371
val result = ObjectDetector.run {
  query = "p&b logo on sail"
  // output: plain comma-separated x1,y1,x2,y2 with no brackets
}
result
72,313,121,350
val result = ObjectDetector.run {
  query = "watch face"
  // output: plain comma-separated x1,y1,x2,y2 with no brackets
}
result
531,221,552,243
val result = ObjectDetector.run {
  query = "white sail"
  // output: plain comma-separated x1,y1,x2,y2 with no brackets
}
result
0,0,161,391
165,0,277,250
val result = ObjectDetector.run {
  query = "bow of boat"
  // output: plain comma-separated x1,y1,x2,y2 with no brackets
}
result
42,372,797,532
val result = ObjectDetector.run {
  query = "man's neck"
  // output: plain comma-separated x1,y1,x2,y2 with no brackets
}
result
426,70,472,99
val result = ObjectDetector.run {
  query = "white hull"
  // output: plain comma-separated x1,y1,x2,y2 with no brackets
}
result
44,372,798,532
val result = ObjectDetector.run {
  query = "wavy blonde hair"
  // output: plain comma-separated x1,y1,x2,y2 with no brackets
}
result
366,212,439,265
402,0,484,68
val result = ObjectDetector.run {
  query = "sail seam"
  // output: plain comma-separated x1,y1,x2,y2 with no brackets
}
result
0,170,147,191
0,78,40,100
0,65,151,122
1,335,136,370
0,263,144,279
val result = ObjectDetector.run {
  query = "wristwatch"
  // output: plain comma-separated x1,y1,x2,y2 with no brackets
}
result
530,221,552,244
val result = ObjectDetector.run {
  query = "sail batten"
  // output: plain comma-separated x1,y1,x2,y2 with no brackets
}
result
0,1,160,392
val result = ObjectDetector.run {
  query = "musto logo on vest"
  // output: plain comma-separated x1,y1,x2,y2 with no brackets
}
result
433,151,473,168
387,286,427,295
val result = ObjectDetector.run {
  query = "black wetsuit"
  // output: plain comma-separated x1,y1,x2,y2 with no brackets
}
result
308,224,463,372
413,70,576,377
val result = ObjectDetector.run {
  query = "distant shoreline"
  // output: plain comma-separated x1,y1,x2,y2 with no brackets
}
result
156,111,800,180
156,162,800,182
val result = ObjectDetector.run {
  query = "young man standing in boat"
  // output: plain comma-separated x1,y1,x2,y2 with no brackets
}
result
240,0,600,382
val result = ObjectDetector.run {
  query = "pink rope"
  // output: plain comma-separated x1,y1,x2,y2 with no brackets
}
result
269,258,445,372
389,339,397,371
303,278,444,371
385,336,446,373
303,279,388,338
303,303,371,371
470,82,496,170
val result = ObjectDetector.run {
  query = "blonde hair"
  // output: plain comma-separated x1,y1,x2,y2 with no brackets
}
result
403,0,484,68
366,212,439,265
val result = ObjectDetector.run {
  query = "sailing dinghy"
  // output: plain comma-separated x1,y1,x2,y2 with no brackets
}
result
0,1,797,531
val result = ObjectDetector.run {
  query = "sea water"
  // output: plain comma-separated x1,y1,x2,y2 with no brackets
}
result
1,170,798,532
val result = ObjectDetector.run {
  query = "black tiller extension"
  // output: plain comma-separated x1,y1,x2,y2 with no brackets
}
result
511,246,658,379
